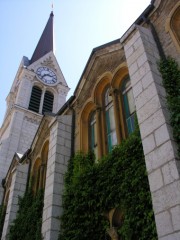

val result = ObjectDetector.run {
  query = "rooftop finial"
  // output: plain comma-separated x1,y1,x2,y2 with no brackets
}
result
51,0,54,11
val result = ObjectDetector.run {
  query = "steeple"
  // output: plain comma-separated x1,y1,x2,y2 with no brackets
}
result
30,11,54,64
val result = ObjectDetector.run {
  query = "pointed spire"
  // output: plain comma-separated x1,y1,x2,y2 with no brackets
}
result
30,12,54,64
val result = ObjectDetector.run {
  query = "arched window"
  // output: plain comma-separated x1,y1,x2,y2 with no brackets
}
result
80,71,136,157
32,158,41,193
89,111,98,159
31,141,49,194
104,88,117,152
40,141,49,189
171,6,180,46
122,77,135,134
166,3,180,52
28,86,42,113
42,91,54,114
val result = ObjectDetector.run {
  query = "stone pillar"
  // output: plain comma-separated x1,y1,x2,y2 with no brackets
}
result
95,106,103,158
123,25,180,239
1,163,29,240
42,115,72,240
111,88,122,144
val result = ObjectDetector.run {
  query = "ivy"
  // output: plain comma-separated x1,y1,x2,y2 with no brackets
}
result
0,205,6,238
158,57,180,155
8,189,44,240
60,128,157,240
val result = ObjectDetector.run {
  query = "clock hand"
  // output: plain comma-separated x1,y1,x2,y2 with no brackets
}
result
42,73,50,78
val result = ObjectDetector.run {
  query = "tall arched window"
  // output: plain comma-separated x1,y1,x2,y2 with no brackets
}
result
171,6,180,43
28,86,42,113
41,141,49,189
89,111,98,159
166,3,180,52
32,158,41,193
104,88,117,152
122,77,135,134
42,90,54,114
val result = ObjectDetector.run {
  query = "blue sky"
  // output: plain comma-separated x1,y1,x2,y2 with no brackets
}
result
0,0,150,126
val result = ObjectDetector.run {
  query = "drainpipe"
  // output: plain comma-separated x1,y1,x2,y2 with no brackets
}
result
142,16,166,60
25,156,32,193
135,2,166,60
1,179,6,206
69,106,75,158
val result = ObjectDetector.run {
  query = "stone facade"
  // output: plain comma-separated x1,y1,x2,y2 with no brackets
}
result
1,159,29,240
0,51,69,203
42,115,72,240
0,109,41,202
123,25,180,239
1,0,180,240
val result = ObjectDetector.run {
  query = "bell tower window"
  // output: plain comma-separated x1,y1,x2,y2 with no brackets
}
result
42,91,54,114
28,86,42,113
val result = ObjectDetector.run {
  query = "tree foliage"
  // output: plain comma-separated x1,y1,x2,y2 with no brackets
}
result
159,57,180,155
0,205,6,238
8,189,44,240
60,128,157,240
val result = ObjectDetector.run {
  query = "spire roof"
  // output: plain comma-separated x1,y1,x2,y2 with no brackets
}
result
30,11,54,64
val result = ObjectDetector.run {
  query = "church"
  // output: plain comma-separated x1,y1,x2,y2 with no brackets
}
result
0,0,180,239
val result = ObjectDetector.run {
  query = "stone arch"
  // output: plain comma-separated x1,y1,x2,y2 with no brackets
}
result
93,72,112,105
79,101,96,153
111,66,133,139
4,189,10,206
111,65,129,89
32,157,41,193
165,2,180,52
40,141,49,189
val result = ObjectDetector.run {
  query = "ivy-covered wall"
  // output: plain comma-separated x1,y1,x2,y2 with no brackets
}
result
158,57,180,155
60,128,157,240
8,189,44,240
0,205,6,239
3,57,179,240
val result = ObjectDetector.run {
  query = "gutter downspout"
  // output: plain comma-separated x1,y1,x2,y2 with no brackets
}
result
25,155,32,193
1,179,6,206
135,2,166,60
142,16,166,60
70,106,75,158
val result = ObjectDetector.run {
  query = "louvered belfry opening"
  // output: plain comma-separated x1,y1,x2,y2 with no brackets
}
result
28,86,42,113
42,91,54,114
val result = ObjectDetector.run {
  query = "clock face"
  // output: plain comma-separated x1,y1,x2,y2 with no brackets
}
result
36,67,57,85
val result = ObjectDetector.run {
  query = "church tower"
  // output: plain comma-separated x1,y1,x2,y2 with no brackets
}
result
0,12,69,202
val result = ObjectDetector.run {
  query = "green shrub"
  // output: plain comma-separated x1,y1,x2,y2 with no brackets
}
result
8,189,44,240
159,57,180,155
0,205,6,238
60,129,157,240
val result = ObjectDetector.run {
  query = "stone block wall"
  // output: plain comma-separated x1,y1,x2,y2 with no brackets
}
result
17,114,40,154
15,77,32,109
42,115,72,240
0,110,41,203
123,25,180,239
0,111,24,203
1,163,29,240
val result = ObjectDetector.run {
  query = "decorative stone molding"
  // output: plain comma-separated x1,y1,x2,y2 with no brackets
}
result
24,116,40,125
106,227,119,240
165,2,180,52
41,56,56,71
